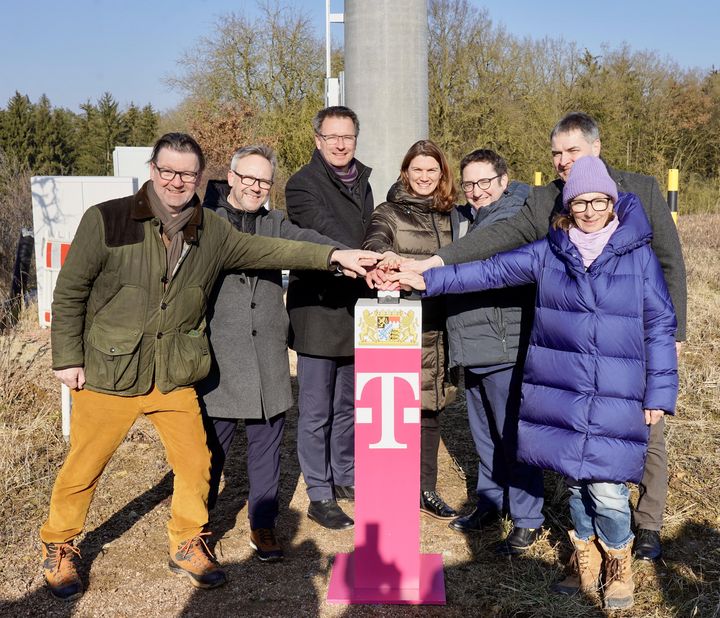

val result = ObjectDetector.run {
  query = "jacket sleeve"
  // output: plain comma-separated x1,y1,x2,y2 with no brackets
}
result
221,223,335,272
362,206,396,253
278,215,349,248
645,177,687,341
436,190,544,264
51,208,107,370
424,242,541,298
642,248,679,413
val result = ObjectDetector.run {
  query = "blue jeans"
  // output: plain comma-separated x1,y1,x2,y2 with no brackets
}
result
567,479,633,549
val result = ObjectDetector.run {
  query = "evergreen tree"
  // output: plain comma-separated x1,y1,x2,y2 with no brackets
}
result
0,92,35,168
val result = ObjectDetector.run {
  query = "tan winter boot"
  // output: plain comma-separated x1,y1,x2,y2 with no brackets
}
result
169,533,227,589
598,537,634,610
41,541,83,601
552,530,602,596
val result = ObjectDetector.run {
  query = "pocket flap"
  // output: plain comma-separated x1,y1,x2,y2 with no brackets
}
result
87,323,143,356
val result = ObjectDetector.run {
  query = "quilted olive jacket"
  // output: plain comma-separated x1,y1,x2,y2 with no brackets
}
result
51,182,335,396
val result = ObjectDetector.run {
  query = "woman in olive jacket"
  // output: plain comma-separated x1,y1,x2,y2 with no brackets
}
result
363,139,458,520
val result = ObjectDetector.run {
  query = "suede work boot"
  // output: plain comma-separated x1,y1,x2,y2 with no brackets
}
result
42,541,83,601
552,530,602,596
169,533,227,589
250,528,284,562
598,537,635,610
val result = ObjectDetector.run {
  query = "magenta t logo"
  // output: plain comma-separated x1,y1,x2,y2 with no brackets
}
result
356,373,420,449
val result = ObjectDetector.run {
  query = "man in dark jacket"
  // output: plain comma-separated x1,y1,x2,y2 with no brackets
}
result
402,112,686,560
446,149,544,554
198,144,343,562
41,133,379,600
285,106,374,530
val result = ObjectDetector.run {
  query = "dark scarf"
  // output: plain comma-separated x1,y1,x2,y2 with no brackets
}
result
330,160,359,187
146,183,196,279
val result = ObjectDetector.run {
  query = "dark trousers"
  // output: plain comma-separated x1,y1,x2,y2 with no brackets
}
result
465,366,544,528
421,410,441,492
296,354,355,501
634,417,667,530
204,413,285,530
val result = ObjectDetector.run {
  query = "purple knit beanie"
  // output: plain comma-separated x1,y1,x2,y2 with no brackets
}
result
562,156,618,208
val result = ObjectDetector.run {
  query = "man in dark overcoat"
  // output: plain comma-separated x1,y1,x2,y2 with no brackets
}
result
285,106,374,530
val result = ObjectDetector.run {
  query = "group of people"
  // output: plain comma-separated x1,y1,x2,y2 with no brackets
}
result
40,107,684,611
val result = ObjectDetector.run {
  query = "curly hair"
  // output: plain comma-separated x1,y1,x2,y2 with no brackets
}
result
399,140,457,212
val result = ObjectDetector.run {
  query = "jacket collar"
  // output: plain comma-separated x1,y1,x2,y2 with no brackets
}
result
132,181,203,244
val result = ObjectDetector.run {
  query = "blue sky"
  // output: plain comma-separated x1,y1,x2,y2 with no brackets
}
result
2,0,717,113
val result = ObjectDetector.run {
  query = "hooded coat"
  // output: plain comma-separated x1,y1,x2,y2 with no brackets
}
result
423,193,678,483
363,183,456,411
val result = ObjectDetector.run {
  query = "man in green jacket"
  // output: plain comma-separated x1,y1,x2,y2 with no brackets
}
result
40,133,378,601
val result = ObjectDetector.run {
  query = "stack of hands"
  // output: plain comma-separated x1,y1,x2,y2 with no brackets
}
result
362,251,440,292
330,249,435,291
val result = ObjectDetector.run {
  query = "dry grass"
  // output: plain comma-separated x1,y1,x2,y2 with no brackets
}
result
0,214,719,616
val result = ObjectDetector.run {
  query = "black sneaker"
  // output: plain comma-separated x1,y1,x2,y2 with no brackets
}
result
420,490,458,520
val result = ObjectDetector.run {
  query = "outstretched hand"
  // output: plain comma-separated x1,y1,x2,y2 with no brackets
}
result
400,255,444,274
385,270,427,292
331,249,383,278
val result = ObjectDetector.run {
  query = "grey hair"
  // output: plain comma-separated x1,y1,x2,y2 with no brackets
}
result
230,144,277,177
550,112,600,144
312,106,359,136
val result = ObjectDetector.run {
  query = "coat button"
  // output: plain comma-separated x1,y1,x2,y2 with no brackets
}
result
252,329,257,336
156,332,163,339
110,347,116,353
152,219,160,226
161,276,168,284
239,277,246,284
161,303,167,310
251,302,256,309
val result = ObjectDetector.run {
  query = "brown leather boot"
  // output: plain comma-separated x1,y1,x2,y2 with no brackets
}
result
169,533,227,589
552,530,602,596
41,541,83,601
598,537,634,610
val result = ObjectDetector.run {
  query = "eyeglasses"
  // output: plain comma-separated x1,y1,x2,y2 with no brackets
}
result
231,170,273,191
461,175,501,192
569,198,612,213
154,165,199,183
316,133,357,146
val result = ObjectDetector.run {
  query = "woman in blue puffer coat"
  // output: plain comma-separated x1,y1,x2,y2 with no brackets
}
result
389,156,678,611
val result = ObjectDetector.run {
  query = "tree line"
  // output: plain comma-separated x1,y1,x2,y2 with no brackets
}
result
168,0,719,210
0,92,159,177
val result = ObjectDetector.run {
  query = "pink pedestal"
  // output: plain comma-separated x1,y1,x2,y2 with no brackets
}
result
327,300,445,605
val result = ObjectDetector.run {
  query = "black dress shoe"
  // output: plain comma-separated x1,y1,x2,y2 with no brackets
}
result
334,485,355,502
307,499,354,530
633,528,662,561
448,507,501,534
420,490,458,520
495,526,542,555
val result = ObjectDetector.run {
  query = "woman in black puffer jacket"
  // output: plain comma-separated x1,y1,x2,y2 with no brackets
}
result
363,139,458,520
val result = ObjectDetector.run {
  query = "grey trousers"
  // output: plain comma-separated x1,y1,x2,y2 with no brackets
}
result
634,417,668,531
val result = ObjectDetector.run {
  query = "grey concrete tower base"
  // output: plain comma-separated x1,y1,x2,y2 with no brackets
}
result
344,0,429,203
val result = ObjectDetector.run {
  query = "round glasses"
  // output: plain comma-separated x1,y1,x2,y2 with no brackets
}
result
461,175,501,192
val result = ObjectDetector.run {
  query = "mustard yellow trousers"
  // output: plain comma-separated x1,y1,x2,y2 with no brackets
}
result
40,386,211,547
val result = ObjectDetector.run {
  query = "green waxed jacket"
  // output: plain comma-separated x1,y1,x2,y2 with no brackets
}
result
51,182,336,396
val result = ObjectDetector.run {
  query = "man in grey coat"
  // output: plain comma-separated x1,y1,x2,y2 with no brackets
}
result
400,112,686,560
197,145,347,562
